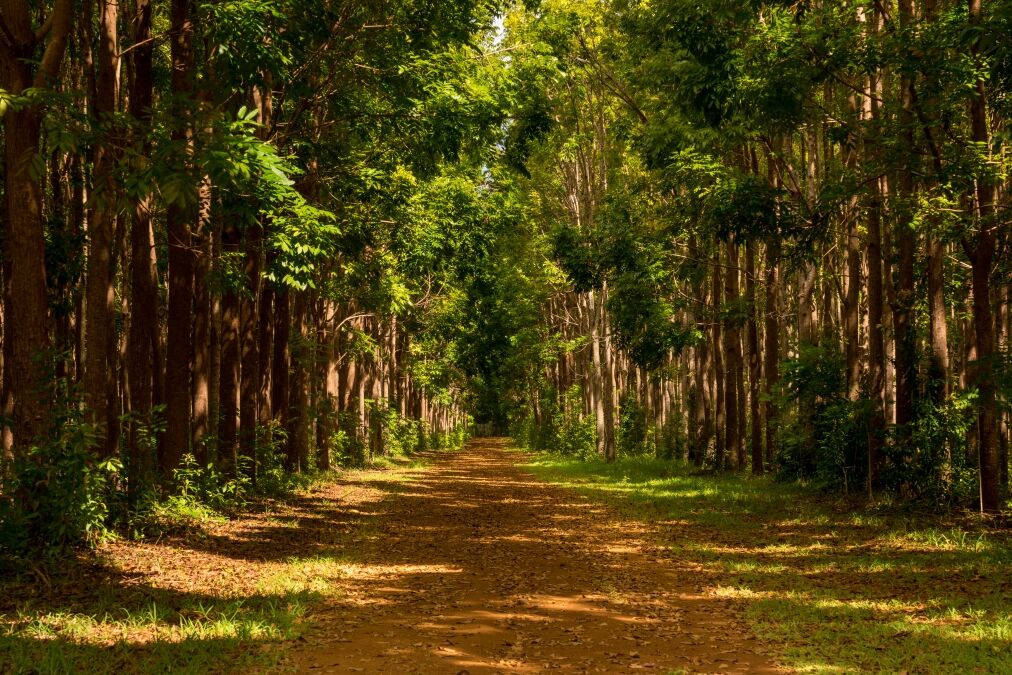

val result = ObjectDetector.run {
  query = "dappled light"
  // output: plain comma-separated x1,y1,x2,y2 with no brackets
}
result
2,0,1012,672
529,454,1012,673
286,439,779,673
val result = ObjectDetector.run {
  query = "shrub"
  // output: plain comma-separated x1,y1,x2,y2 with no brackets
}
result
551,386,597,459
617,392,648,456
171,454,251,513
0,390,116,554
251,421,315,497
883,391,978,505
131,493,224,538
772,343,869,490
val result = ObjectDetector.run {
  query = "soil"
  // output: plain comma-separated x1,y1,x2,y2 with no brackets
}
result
283,439,782,674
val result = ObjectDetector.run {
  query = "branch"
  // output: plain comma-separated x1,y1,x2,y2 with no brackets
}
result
118,33,165,59
960,236,976,263
574,36,648,124
33,0,72,87
34,13,54,45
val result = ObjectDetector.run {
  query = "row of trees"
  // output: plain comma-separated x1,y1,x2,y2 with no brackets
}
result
2,0,1009,550
1,0,500,548
484,0,1010,513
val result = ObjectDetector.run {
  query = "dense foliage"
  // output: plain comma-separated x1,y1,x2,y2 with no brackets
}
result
1,0,1010,552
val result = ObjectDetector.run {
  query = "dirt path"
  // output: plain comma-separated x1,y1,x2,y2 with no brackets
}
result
284,439,782,674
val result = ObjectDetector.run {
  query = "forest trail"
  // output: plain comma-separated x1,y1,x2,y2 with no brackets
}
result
285,439,781,674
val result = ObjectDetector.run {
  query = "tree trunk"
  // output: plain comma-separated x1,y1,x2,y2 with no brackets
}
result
238,223,263,483
125,0,157,494
218,221,241,472
273,287,291,435
190,184,212,462
162,0,196,473
84,0,120,457
600,283,617,461
287,292,310,471
967,0,999,513
763,243,780,470
746,240,762,474
724,238,743,470
712,248,726,469
0,0,73,447
258,280,274,425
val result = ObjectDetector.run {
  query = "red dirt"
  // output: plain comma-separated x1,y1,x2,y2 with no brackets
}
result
283,439,782,673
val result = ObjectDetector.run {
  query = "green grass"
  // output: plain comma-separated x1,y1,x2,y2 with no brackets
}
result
0,587,314,674
525,453,1012,674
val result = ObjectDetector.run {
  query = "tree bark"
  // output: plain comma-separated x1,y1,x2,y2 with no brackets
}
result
239,223,263,483
162,0,196,473
763,243,780,470
0,0,73,447
968,0,1000,513
217,229,240,475
745,240,762,474
287,291,310,471
83,0,120,456
712,248,726,469
190,184,212,462
126,0,158,494
724,238,743,470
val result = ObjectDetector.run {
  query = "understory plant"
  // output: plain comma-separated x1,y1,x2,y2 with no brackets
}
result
0,382,115,554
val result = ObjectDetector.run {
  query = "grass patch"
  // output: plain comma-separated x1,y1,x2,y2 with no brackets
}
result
0,584,313,674
525,453,1012,674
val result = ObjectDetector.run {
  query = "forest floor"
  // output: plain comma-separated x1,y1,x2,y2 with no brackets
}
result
3,440,1009,674
2,439,780,674
526,453,1012,674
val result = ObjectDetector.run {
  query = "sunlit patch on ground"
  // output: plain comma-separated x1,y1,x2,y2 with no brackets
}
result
527,453,1012,674
0,459,432,674
285,439,780,673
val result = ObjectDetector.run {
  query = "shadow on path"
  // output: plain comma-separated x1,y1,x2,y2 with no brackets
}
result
285,439,781,674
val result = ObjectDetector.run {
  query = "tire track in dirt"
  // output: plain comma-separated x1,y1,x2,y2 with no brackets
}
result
283,439,783,673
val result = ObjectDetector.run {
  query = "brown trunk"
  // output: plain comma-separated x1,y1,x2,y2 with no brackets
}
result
998,286,1009,492
273,287,291,431
797,255,817,474
844,96,863,401
863,52,886,493
724,239,743,470
162,0,196,473
287,292,310,471
0,0,73,447
218,222,241,470
84,0,120,456
763,243,780,470
190,185,212,461
207,220,222,462
126,0,158,493
600,283,617,461
690,249,712,463
238,224,263,482
712,248,726,469
746,240,762,474
589,292,605,457
893,0,917,440
258,279,274,425
968,0,1000,513
927,237,949,401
